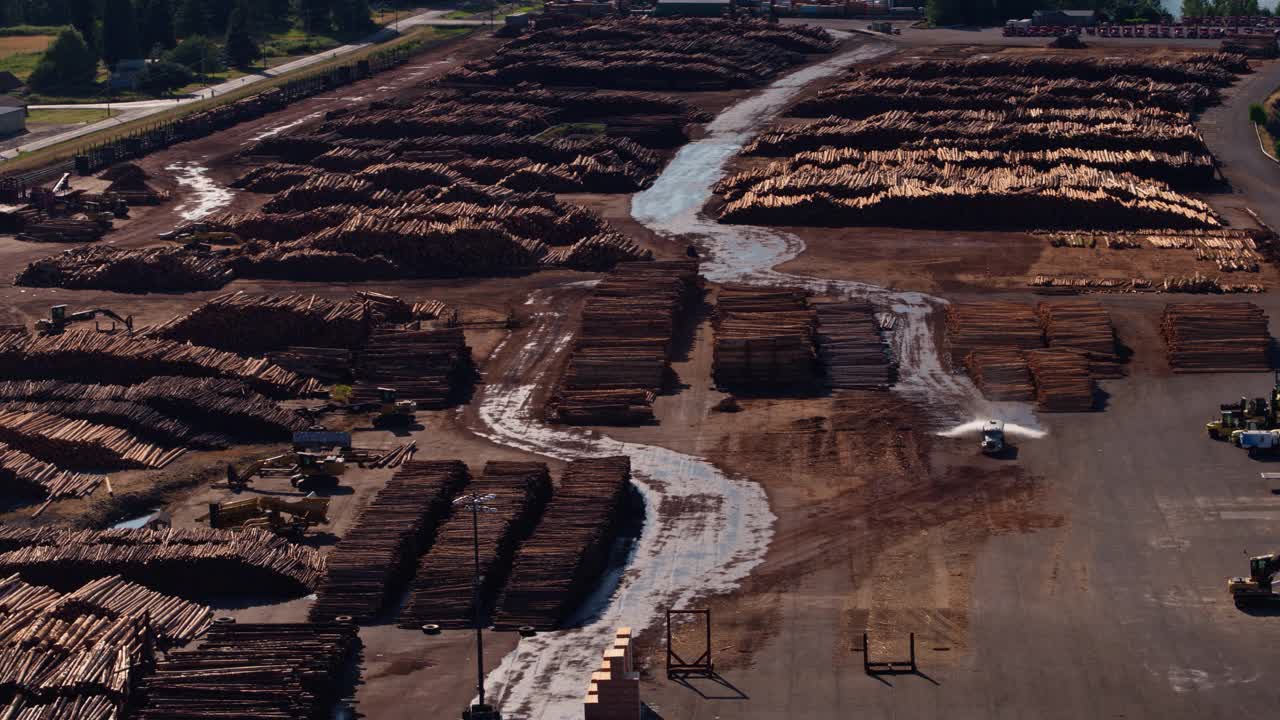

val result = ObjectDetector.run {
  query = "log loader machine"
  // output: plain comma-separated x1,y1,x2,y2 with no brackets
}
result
36,305,133,336
365,387,416,426
1228,553,1280,605
1206,371,1280,440
225,451,346,490
203,495,330,539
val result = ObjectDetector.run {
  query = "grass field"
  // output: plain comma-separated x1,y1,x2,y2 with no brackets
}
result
26,107,119,125
0,34,55,82
445,1,542,19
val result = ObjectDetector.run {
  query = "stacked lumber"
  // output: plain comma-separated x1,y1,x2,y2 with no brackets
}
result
1037,301,1123,378
454,18,834,90
0,620,147,705
0,409,183,471
493,456,631,630
0,332,318,398
148,292,372,354
554,261,700,424
266,346,353,382
134,622,358,720
1026,349,1097,412
964,350,1035,401
399,461,552,629
945,302,1045,366
814,302,894,389
1161,302,1273,372
352,327,473,409
310,460,468,622
16,218,109,243
56,575,211,644
0,527,324,596
712,285,817,392
0,442,103,500
16,245,234,293
583,628,639,720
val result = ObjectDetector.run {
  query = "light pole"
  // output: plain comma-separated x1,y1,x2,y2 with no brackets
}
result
453,492,502,720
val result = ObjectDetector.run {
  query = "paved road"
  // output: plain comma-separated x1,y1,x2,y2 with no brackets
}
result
0,9,488,163
1199,60,1280,230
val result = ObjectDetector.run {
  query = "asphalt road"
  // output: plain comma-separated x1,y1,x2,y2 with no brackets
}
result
1199,60,1280,230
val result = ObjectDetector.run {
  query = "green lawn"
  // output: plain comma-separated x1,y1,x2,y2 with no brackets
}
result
0,50,42,82
445,0,543,19
26,107,119,124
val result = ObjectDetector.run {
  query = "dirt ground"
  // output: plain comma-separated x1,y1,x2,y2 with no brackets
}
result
3,29,1280,720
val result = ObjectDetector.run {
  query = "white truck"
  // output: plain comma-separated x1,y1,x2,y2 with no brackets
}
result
980,420,1005,455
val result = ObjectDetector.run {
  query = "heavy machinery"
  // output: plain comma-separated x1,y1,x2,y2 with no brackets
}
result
225,451,346,490
36,305,133,336
1228,553,1280,604
203,495,330,539
367,387,416,426
980,420,1006,456
1206,372,1280,440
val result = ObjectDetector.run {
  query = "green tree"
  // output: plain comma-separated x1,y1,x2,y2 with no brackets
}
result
1250,103,1268,125
175,0,207,36
223,1,258,68
68,0,97,53
332,0,371,33
298,0,332,32
102,0,143,67
141,0,177,51
165,35,225,74
28,26,98,90
1181,0,1210,17
136,58,193,93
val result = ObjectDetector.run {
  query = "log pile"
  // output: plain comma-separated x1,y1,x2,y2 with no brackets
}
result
0,442,103,500
56,575,211,645
814,302,894,389
0,527,324,597
266,346,353,382
1026,349,1096,412
0,409,184,471
1039,228,1264,272
0,332,318,398
964,350,1035,401
16,218,110,244
945,302,1045,366
15,245,234,293
494,456,631,630
399,461,552,629
713,285,817,392
148,292,372,354
310,460,468,622
352,327,473,409
554,261,700,425
1037,300,1123,378
134,622,359,720
1161,302,1273,372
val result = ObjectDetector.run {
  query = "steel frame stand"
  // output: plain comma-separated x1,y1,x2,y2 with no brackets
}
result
666,608,713,678
863,632,917,675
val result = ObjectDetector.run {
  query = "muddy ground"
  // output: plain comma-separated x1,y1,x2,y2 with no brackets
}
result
2,29,1279,719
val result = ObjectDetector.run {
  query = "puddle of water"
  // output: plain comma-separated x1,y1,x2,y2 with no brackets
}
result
247,112,322,143
167,161,236,221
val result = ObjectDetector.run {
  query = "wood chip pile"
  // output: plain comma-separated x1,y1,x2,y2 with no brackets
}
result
713,285,817,392
399,461,552,629
554,261,700,425
15,245,234,293
964,350,1035,401
0,527,324,597
352,327,474,409
719,55,1242,230
147,292,372,354
310,460,468,622
493,456,631,630
0,332,318,398
452,18,835,90
1026,349,1097,412
815,301,894,389
1037,301,1123,378
1161,302,1273,372
134,622,359,720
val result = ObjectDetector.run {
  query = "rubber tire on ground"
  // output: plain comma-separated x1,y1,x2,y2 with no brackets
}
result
422,624,441,635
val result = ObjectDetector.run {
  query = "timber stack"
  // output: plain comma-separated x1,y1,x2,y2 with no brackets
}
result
0,442,104,500
1161,302,1273,372
0,527,324,597
713,285,817,392
964,350,1035,401
946,302,1045,367
1037,300,1123,378
0,409,184,471
494,456,631,630
134,622,359,720
352,327,474,409
814,301,894,389
553,261,700,425
310,460,468,622
16,245,234,293
399,461,552,629
1026,349,1097,412
148,292,372,354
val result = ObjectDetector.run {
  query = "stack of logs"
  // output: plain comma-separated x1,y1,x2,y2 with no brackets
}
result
0,527,324,597
310,461,468,622
0,409,185,471
713,285,817,392
147,292,373,354
134,622,359,720
814,301,894,389
352,327,474,409
1026,349,1096,412
965,350,1035,401
494,456,631,630
1162,302,1273,372
0,442,104,500
554,261,700,425
1037,300,1122,378
399,461,552,629
946,302,1045,365
15,245,235,293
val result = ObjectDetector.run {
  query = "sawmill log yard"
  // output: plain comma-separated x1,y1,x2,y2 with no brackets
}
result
0,8,1279,720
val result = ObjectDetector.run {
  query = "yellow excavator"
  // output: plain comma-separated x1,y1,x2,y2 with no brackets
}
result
203,495,330,539
1228,553,1280,605
225,451,346,490
36,305,133,336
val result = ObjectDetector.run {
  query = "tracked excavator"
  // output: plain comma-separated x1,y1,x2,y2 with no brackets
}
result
1228,553,1280,605
203,495,330,539
225,451,345,490
36,305,133,336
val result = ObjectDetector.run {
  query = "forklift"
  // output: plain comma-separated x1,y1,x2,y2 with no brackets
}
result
1206,371,1280,440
